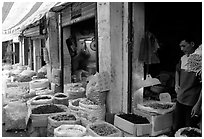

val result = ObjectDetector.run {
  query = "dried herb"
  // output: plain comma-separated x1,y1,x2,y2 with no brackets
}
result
51,114,76,121
90,124,117,136
118,114,149,124
32,104,65,114
35,96,51,100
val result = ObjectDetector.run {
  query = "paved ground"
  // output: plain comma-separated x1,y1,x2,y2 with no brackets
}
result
2,124,29,137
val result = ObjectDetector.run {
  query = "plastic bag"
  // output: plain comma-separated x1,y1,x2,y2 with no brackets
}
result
4,101,28,130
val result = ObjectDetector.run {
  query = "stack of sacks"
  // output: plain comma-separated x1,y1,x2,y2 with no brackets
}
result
29,78,53,96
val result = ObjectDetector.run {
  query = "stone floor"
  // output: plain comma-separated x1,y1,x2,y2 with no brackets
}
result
2,124,29,137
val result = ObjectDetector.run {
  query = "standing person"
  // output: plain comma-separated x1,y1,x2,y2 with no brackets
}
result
173,35,202,133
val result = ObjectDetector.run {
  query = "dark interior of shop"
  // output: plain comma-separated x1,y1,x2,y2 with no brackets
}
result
144,2,202,101
67,18,97,82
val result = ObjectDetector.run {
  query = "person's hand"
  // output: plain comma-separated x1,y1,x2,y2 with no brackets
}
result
191,103,200,117
175,85,180,93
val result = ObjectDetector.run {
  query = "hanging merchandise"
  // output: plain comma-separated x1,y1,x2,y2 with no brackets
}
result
139,31,160,64
80,40,91,59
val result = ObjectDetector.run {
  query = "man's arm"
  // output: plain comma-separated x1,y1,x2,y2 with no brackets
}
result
191,89,202,117
175,63,180,93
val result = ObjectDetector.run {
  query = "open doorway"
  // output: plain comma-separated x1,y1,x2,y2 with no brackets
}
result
65,18,97,83
143,2,202,101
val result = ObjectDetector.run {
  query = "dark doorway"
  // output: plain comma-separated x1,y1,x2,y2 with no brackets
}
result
145,2,202,76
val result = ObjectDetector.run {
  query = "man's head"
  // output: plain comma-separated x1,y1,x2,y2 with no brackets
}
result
179,34,197,55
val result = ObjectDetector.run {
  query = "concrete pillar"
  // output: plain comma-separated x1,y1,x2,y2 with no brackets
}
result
23,38,29,65
46,12,60,82
19,38,23,65
97,2,129,113
131,3,145,110
62,27,72,86
33,39,41,72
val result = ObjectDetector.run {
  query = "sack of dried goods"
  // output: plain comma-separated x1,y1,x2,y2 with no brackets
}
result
5,84,29,101
47,112,80,137
78,98,106,123
15,75,32,82
29,78,49,90
137,101,175,115
20,69,36,77
65,83,85,99
175,127,201,137
54,124,87,137
86,89,107,105
87,121,122,137
30,104,69,127
38,65,47,74
30,95,54,105
68,98,83,115
4,101,28,131
53,93,69,106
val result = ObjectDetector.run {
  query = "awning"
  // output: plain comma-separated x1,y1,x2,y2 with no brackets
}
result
2,2,62,42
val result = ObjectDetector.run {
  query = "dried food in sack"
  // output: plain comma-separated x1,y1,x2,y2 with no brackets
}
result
68,98,80,113
175,127,201,137
137,101,175,114
78,99,106,122
79,98,101,109
29,79,49,90
16,75,32,82
54,125,86,137
5,85,29,101
38,65,47,74
30,104,68,128
31,104,65,114
66,85,85,99
4,101,28,131
30,95,53,105
36,72,46,79
34,88,54,96
117,113,150,124
53,93,69,106
20,69,36,77
87,121,122,137
79,105,106,122
86,88,107,105
47,112,80,137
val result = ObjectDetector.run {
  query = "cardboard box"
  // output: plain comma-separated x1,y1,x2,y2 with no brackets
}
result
134,109,173,136
114,114,151,136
